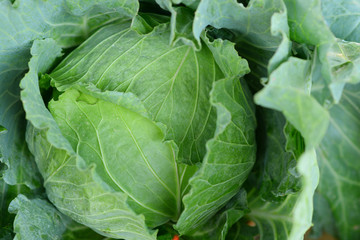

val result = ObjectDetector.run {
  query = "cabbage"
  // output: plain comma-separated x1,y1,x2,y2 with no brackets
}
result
1,0,359,239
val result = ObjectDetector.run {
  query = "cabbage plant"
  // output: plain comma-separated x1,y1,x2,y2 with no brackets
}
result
1,0,359,240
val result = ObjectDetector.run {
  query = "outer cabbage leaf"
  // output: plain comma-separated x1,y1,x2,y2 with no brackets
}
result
1,166,114,240
8,193,118,240
1,159,45,239
307,40,360,104
284,0,334,46
50,22,220,165
0,179,28,239
283,1,360,238
316,84,360,239
0,139,40,239
193,0,291,81
255,57,329,148
0,0,137,49
0,0,137,188
284,0,360,102
222,105,312,240
253,56,324,239
245,149,318,240
8,194,70,240
308,80,360,239
255,38,360,239
321,0,360,43
21,38,156,240
0,48,40,188
316,40,360,102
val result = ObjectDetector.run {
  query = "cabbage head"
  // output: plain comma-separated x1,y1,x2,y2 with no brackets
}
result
25,15,256,239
